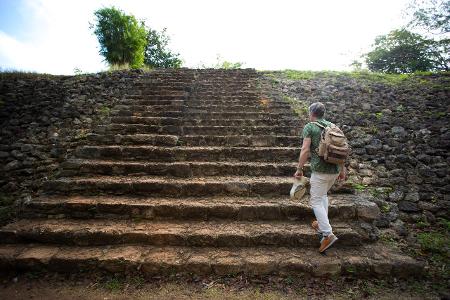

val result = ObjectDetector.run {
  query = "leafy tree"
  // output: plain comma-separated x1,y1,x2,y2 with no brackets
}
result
406,0,450,35
91,7,147,68
144,28,182,68
365,29,448,73
428,38,450,70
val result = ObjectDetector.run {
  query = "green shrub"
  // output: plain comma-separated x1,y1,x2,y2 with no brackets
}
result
417,232,449,254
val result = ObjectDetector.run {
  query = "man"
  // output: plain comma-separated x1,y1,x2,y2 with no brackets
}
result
294,102,346,253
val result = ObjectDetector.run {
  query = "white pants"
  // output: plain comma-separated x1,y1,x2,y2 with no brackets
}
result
309,172,339,237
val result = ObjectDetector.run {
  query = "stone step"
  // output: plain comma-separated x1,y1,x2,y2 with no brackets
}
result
117,99,185,106
186,103,291,109
183,118,301,127
122,98,287,106
111,110,183,118
86,134,180,146
181,135,301,147
0,219,367,247
59,159,300,177
20,194,379,222
138,89,256,95
111,110,293,120
74,146,299,162
182,126,299,136
183,112,296,119
110,116,301,127
128,89,187,94
94,124,180,135
43,175,293,197
113,104,292,113
85,134,301,147
186,106,292,113
132,92,188,97
186,100,288,106
193,90,258,95
110,116,181,126
94,124,300,136
113,104,183,112
127,94,186,100
0,244,424,277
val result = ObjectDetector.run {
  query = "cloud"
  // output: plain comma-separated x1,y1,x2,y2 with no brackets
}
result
0,30,30,70
1,0,106,74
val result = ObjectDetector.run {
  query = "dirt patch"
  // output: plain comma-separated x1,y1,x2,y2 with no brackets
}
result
0,271,447,300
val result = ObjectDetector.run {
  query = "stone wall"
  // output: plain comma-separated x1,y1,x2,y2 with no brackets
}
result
0,70,143,213
1,70,449,231
268,72,449,231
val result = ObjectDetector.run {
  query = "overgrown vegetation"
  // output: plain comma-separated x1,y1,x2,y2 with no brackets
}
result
379,216,450,284
359,0,449,73
200,54,244,69
414,217,450,280
91,7,147,69
91,6,182,69
281,95,308,118
365,29,448,73
144,28,182,68
0,68,56,79
264,69,449,86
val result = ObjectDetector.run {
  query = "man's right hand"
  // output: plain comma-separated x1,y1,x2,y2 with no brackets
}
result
338,168,347,182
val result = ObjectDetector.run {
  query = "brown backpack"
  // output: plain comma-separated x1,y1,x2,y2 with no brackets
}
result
312,122,350,165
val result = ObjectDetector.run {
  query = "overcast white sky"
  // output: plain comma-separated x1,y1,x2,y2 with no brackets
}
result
0,0,410,75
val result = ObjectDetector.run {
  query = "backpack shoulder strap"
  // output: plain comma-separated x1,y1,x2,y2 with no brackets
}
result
311,121,327,129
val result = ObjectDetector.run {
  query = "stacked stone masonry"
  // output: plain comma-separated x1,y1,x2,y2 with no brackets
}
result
0,69,424,277
271,72,449,230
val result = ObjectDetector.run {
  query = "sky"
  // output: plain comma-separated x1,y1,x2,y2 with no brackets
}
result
0,0,411,75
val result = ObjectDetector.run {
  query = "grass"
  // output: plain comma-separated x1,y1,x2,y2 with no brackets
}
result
379,231,401,248
97,105,111,119
0,64,157,79
369,186,393,199
264,69,450,87
381,204,391,213
74,128,88,140
407,217,450,281
351,183,367,192
281,95,308,118
107,63,154,73
103,276,123,292
438,217,450,231
365,125,379,134
396,104,405,112
0,68,58,80
1,271,445,300
417,231,449,254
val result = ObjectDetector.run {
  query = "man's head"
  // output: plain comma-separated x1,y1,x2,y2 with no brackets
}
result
309,102,325,121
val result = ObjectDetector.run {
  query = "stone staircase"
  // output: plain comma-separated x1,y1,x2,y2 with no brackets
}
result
0,69,423,277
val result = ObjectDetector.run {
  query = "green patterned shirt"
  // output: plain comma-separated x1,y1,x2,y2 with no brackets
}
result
302,119,340,174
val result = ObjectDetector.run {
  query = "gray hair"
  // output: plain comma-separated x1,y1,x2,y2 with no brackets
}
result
309,102,325,118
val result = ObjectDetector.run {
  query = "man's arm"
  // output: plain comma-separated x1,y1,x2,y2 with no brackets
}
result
294,137,311,178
